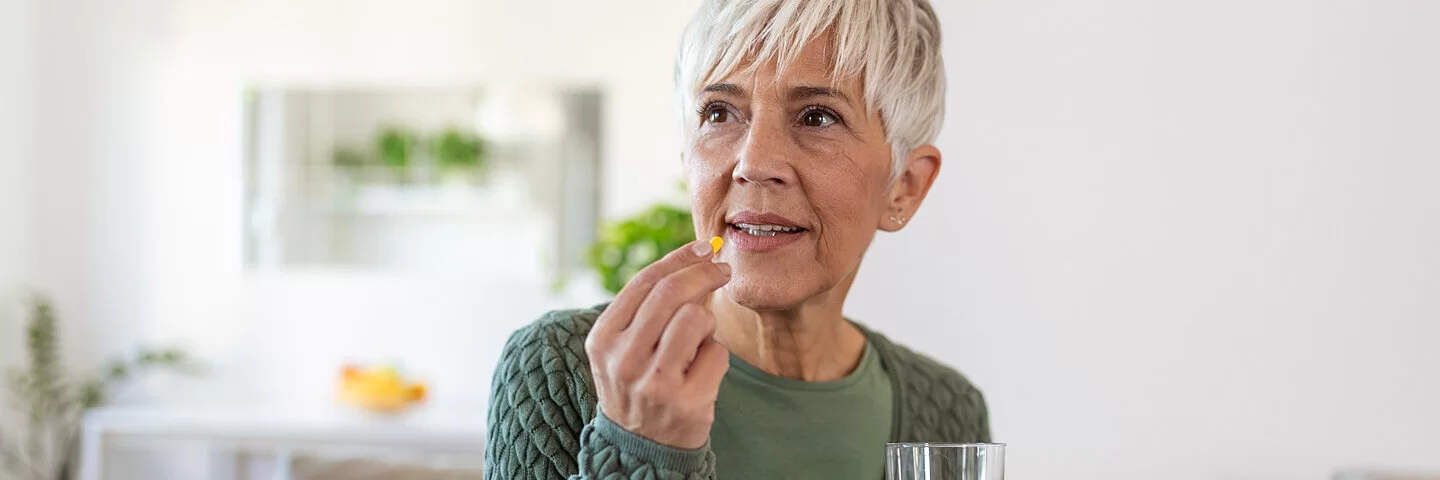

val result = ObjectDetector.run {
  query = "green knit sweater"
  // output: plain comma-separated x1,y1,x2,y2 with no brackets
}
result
485,304,991,480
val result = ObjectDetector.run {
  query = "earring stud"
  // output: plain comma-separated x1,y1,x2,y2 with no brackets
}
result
890,215,906,225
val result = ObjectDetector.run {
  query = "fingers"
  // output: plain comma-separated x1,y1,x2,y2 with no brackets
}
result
624,259,731,349
592,239,717,336
685,339,730,391
652,304,717,373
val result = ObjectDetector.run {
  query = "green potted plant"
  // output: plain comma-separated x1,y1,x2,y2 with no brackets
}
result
587,203,697,294
375,126,419,182
429,126,488,182
330,146,371,189
331,147,368,169
1,294,201,480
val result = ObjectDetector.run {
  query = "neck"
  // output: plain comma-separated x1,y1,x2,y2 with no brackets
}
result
708,276,867,382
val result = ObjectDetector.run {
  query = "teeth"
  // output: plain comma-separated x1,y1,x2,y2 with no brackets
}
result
733,223,801,236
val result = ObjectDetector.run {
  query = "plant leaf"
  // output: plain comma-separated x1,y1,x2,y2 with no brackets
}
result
74,379,105,411
586,203,695,295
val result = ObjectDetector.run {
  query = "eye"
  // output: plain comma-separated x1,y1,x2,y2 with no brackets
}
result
800,107,839,128
700,103,734,125
708,108,731,124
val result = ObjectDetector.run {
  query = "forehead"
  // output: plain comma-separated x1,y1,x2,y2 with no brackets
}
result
705,31,862,96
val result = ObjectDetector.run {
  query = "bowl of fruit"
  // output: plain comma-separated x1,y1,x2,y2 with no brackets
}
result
337,363,428,414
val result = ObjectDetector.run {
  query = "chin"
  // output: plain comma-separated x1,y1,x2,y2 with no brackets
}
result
722,272,813,311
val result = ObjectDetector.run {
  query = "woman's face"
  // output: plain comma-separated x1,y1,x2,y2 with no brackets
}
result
685,37,901,310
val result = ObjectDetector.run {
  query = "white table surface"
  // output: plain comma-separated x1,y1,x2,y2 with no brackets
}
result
79,405,487,480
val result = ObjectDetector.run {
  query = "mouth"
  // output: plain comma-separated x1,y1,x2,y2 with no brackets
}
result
725,212,807,237
723,212,809,252
729,222,806,237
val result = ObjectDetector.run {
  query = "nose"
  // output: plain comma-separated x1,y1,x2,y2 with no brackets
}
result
732,123,797,186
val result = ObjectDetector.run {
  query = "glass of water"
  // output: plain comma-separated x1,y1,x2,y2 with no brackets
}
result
885,443,1006,480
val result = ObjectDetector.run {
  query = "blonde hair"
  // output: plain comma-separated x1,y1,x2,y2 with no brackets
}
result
674,0,946,179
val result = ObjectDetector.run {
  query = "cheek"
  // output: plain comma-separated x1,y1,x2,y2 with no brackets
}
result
684,145,732,221
810,186,878,253
686,132,738,179
801,145,891,231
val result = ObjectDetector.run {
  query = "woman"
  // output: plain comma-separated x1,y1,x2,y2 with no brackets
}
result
486,0,989,478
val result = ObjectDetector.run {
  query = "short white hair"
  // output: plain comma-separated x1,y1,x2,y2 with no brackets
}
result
674,0,947,180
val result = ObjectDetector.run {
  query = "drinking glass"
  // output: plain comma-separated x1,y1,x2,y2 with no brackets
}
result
885,443,1005,480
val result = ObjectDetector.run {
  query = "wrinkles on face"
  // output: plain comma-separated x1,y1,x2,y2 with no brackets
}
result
684,33,893,312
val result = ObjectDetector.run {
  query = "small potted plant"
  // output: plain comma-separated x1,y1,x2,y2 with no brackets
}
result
375,126,420,183
587,203,696,294
330,146,371,192
1,294,201,480
429,126,488,185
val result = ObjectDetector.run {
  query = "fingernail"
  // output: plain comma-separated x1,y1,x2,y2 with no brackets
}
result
715,262,732,276
691,242,712,257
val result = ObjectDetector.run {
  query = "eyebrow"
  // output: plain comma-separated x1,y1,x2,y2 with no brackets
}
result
699,83,852,105
787,86,851,104
701,83,746,97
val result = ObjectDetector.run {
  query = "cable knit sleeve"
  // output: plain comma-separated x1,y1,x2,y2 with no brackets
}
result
485,308,717,480
577,411,716,479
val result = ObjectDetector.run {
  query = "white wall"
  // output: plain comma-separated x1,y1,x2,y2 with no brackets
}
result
850,1,1440,478
26,0,700,411
21,0,1440,478
0,0,36,362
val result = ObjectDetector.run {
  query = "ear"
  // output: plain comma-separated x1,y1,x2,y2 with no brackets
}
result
879,144,942,232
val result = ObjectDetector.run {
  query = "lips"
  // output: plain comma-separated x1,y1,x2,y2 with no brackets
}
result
732,223,801,236
725,212,806,231
724,211,808,252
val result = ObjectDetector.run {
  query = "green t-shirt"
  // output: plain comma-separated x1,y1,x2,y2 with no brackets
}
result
709,341,894,480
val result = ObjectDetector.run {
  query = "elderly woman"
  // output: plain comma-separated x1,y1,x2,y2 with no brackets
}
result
486,0,988,478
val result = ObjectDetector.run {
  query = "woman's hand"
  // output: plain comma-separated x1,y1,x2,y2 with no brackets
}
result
584,239,732,450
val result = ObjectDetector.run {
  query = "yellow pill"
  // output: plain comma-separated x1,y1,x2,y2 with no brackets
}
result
710,236,724,254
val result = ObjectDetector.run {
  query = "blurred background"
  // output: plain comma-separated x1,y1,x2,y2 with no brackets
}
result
1,0,1437,479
